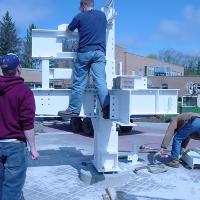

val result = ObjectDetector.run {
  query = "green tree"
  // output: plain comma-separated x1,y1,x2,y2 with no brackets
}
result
147,53,157,60
0,11,21,56
184,68,197,76
22,24,37,68
49,60,59,68
196,59,200,75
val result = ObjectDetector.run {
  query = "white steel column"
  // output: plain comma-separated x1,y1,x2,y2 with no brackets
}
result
42,60,50,89
103,5,116,89
92,118,118,172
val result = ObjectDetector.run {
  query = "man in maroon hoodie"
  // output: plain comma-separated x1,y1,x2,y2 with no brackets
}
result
0,53,39,200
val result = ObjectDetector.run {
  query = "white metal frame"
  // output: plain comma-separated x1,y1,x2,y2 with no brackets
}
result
32,0,179,172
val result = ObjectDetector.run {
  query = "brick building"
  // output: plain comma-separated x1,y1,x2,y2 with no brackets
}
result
2,45,198,97
148,76,200,96
115,45,184,76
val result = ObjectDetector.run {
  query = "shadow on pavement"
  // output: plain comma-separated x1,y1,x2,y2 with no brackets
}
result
119,130,144,136
43,123,72,132
28,147,106,184
43,123,144,138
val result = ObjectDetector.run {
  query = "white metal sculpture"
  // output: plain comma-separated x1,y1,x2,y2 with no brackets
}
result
32,0,179,172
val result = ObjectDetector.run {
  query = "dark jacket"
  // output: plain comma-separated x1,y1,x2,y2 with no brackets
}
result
161,112,200,149
0,76,35,140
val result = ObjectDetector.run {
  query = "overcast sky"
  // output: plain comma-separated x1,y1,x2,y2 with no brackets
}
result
0,0,200,56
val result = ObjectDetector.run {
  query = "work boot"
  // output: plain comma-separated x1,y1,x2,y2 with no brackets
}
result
58,109,79,117
102,104,110,119
166,160,180,168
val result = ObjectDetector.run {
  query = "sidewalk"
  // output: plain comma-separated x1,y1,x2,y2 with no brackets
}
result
24,122,200,200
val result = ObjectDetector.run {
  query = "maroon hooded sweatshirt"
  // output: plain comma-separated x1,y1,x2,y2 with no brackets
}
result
0,76,35,140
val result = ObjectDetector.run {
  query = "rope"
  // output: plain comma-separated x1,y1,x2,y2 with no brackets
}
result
132,143,170,174
133,164,168,174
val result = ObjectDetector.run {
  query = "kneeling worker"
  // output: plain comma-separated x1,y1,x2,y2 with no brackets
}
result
160,112,200,168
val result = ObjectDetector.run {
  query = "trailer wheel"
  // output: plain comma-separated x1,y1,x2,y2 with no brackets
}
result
70,117,83,133
82,117,94,136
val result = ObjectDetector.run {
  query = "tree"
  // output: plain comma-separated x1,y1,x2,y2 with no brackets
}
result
22,24,38,68
158,48,183,65
49,59,59,68
158,48,200,67
196,59,200,75
0,11,21,56
147,53,157,60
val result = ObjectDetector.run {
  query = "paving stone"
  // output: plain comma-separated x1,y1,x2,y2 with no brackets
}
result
23,123,200,200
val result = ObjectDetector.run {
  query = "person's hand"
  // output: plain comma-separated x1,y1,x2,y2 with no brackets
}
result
30,148,39,160
158,148,169,158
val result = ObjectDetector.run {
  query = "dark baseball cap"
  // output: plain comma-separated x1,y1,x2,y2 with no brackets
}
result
0,53,21,69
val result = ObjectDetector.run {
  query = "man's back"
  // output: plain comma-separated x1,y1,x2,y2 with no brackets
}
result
0,76,35,139
68,10,107,53
0,53,39,200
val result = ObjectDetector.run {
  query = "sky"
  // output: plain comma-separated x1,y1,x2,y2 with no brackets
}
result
0,0,200,56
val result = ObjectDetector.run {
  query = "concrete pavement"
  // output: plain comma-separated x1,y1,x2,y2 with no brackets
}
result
24,122,200,200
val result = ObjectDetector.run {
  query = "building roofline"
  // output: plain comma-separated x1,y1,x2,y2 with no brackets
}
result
115,44,184,69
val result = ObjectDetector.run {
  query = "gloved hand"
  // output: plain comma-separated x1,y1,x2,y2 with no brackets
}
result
158,147,169,158
153,147,169,164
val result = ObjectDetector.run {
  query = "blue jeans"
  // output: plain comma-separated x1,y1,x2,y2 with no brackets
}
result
171,118,200,160
68,50,110,113
0,142,28,200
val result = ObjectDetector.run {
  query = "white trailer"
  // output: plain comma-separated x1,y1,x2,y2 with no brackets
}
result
32,0,178,172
